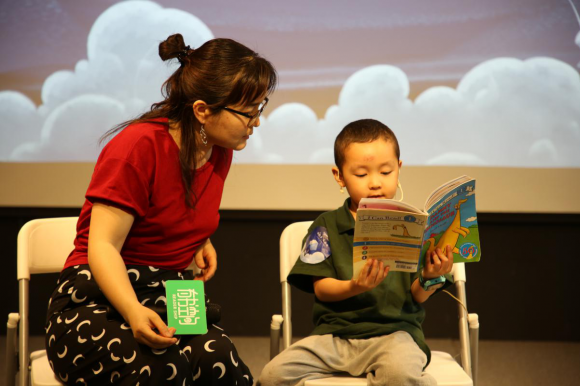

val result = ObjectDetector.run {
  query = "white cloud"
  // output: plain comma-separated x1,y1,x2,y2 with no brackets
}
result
466,216,477,222
2,2,579,168
1,1,213,161
237,57,580,167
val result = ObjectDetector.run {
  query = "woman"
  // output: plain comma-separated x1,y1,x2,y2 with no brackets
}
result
45,34,277,385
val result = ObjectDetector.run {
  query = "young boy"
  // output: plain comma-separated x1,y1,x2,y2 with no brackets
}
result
258,119,454,386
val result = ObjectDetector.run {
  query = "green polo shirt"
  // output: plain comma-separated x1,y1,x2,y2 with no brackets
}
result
289,198,443,364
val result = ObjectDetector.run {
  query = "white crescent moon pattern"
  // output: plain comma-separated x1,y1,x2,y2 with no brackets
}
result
73,354,84,366
127,269,140,281
111,353,120,362
57,346,67,358
182,346,192,355
120,323,131,330
147,281,160,287
204,340,216,352
92,362,103,375
45,321,52,333
91,329,105,341
78,336,87,344
152,348,167,355
111,371,120,382
149,266,159,272
213,324,224,331
141,298,150,305
71,290,87,303
123,351,136,363
222,334,232,343
193,367,201,381
230,351,238,367
76,320,90,331
244,375,250,381
213,362,226,379
57,316,62,324
155,296,166,305
58,280,69,293
75,377,87,385
68,287,74,294
107,338,121,350
59,373,69,382
65,313,79,324
93,309,106,314
140,365,151,376
49,335,55,347
167,363,177,380
77,270,92,280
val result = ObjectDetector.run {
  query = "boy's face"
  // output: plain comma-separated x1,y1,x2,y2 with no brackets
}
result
333,138,402,214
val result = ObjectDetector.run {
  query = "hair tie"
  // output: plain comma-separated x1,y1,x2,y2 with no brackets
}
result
177,45,191,63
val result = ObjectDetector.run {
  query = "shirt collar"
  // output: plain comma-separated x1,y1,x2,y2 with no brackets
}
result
336,198,355,234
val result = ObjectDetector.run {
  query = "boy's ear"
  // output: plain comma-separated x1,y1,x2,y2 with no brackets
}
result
332,167,344,187
192,100,211,124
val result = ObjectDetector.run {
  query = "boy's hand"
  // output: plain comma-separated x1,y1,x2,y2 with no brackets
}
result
352,258,390,293
422,245,454,279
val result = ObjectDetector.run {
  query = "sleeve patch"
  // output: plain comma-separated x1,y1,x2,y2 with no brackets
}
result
299,226,331,264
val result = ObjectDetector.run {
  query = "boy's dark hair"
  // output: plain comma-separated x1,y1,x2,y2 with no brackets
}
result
334,119,400,171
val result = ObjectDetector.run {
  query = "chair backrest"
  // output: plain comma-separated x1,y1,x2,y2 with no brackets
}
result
17,217,79,280
279,221,313,283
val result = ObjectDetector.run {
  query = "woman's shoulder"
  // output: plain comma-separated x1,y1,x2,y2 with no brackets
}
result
102,118,172,156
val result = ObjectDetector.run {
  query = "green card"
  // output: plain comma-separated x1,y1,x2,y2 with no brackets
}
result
166,280,208,335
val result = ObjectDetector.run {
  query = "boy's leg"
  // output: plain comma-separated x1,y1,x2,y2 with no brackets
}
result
351,331,437,386
258,334,357,386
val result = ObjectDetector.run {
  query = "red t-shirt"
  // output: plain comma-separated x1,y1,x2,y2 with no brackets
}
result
65,119,233,271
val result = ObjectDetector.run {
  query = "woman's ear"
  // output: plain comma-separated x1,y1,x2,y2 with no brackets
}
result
192,100,211,124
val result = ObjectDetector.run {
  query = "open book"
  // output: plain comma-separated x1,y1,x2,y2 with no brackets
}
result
353,175,481,277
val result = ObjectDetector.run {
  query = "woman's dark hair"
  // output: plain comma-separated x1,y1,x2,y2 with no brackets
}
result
334,119,400,171
102,34,277,207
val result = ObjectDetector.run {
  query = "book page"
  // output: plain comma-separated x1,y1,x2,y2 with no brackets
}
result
353,208,428,277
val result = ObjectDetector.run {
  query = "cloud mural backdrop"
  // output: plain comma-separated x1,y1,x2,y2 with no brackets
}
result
1,1,579,167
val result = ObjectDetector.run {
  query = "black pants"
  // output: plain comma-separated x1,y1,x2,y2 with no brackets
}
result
45,264,252,385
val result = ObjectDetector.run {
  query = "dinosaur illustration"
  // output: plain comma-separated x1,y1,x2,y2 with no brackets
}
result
424,199,471,257
393,224,411,237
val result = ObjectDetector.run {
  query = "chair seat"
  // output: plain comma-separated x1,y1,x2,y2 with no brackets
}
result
30,350,63,386
303,350,472,386
425,351,473,386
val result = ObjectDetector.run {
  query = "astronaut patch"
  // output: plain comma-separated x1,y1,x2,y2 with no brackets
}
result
300,226,331,264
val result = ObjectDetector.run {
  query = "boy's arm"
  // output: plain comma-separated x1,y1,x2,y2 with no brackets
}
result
411,245,453,303
313,259,389,302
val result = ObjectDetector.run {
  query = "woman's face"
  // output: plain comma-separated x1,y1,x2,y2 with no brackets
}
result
203,96,267,151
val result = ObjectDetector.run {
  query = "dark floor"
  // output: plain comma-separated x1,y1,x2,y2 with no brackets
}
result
2,336,579,386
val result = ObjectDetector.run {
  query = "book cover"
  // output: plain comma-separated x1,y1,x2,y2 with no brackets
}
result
420,179,481,267
166,280,208,335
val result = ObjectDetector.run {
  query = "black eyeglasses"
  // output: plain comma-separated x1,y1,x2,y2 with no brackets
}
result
219,98,269,127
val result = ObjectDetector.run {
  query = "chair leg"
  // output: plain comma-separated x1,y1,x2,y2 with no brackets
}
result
6,313,20,386
469,313,480,386
270,315,284,359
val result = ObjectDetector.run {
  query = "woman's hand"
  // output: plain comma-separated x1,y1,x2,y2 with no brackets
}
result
194,238,217,282
351,258,390,293
422,245,454,279
125,303,177,349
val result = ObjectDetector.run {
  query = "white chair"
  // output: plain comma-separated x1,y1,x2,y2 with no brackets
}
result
5,217,201,386
269,221,480,386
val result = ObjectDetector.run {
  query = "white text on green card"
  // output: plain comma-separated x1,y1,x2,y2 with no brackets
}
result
166,280,208,335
